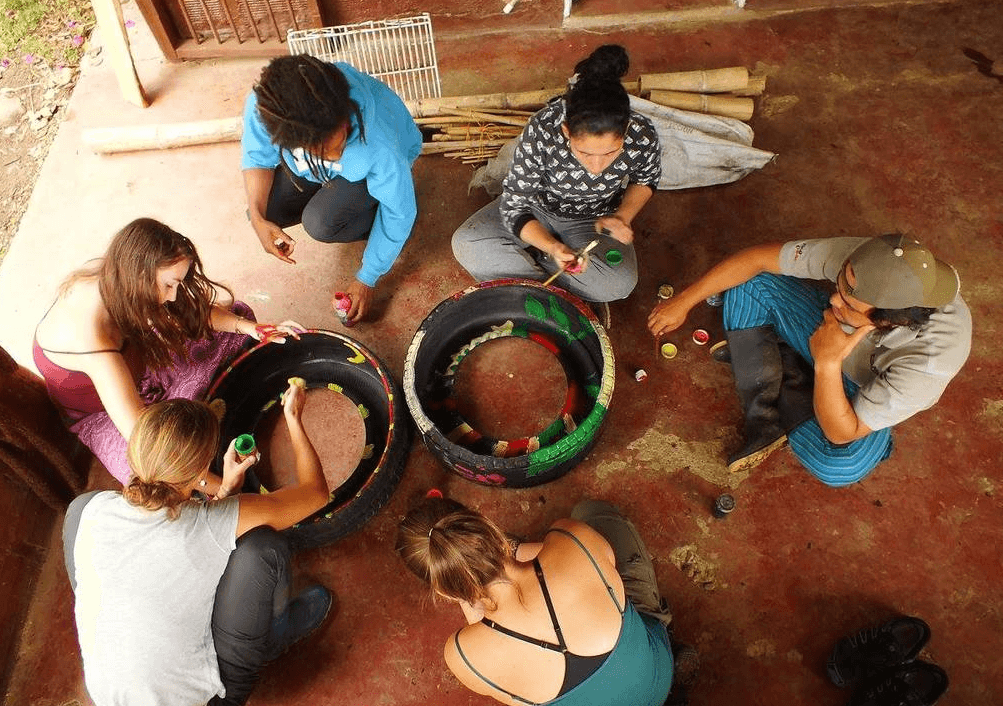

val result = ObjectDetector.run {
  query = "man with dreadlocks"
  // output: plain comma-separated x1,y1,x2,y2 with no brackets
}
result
241,55,422,323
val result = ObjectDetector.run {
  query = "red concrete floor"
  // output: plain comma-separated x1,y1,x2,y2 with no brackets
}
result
6,1,1003,705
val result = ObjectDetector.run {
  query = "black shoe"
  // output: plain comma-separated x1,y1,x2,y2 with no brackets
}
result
847,661,948,706
270,585,332,656
828,616,931,687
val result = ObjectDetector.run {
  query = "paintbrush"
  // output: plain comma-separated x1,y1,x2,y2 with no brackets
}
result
542,239,600,287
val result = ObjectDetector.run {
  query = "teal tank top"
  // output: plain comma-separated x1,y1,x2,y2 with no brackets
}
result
453,529,674,706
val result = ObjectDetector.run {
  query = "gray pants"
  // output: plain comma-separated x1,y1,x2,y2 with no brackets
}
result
571,500,673,627
451,198,638,302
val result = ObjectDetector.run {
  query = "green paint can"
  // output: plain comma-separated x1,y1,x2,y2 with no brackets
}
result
604,249,623,266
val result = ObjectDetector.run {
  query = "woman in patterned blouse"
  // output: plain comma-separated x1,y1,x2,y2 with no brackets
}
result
452,45,661,306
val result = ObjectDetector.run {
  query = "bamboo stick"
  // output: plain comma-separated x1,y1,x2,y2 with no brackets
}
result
434,108,529,127
422,139,512,154
640,67,749,94
647,90,754,121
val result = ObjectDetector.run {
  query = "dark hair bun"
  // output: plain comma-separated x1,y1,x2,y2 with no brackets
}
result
574,45,629,82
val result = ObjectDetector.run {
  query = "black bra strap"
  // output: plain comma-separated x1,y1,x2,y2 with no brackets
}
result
533,558,568,652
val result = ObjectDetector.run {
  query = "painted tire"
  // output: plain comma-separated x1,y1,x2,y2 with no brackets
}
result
404,279,615,487
206,330,410,550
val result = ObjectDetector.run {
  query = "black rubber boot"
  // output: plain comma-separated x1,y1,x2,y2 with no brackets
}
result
777,342,816,433
725,326,786,472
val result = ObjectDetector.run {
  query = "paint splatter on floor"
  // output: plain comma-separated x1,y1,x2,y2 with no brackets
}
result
626,422,750,489
669,545,719,591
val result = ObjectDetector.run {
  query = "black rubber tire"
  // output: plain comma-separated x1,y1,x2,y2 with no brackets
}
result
404,279,615,488
206,330,410,550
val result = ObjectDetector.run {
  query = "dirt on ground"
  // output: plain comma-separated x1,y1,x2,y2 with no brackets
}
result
0,57,84,266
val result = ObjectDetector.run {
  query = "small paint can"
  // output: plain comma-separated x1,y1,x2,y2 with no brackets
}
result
712,493,736,519
234,433,257,462
605,249,623,266
657,284,674,300
706,293,724,307
692,329,710,346
634,368,648,383
660,342,678,359
333,291,354,327
425,488,444,499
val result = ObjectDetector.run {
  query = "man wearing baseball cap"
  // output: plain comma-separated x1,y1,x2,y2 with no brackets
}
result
647,234,971,486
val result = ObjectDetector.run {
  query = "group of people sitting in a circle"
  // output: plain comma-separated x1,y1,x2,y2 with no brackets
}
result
39,41,969,706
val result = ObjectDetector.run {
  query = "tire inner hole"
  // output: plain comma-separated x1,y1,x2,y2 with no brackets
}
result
452,337,569,442
251,387,368,492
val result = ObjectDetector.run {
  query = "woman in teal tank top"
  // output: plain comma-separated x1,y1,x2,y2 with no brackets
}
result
397,498,676,706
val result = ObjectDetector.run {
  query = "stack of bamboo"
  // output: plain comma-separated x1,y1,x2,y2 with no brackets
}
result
639,67,766,121
416,68,766,165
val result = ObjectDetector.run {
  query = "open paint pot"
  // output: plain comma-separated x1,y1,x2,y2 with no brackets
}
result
660,342,678,359
605,249,623,266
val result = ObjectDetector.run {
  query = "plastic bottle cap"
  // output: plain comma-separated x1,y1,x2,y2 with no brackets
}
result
634,369,648,382
234,433,256,456
660,343,678,359
605,249,623,266
692,329,710,345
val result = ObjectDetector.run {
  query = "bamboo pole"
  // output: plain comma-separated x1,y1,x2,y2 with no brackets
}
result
82,117,243,154
647,90,754,121
640,67,748,94
405,81,639,117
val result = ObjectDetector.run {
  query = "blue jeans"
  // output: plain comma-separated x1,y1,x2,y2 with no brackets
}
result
723,274,893,486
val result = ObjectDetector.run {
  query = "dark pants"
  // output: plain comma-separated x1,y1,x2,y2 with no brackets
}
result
267,166,378,244
209,527,292,706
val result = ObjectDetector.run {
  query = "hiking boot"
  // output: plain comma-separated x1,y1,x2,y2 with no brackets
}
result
269,584,333,657
828,616,931,687
846,661,948,706
724,326,786,472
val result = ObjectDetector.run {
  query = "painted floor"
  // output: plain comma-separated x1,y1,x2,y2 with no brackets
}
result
1,0,1001,704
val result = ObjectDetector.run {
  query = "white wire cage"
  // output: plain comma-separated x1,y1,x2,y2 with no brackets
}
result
286,14,441,104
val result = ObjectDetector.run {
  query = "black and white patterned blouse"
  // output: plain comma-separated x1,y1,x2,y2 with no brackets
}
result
499,98,661,237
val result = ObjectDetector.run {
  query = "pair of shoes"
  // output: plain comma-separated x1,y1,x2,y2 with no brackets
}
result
828,615,947,706
846,661,948,706
827,616,931,687
270,584,333,656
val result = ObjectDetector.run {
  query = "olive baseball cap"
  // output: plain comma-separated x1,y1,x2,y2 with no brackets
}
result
846,234,960,309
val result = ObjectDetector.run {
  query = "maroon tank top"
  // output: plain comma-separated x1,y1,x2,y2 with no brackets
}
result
32,337,120,420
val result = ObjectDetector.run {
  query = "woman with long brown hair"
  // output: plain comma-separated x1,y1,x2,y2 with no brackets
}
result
63,384,331,706
33,217,301,486
397,497,683,706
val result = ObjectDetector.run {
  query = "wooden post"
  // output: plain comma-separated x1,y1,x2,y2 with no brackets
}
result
89,0,150,108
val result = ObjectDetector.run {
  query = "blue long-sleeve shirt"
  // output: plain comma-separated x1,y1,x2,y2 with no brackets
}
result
241,62,422,287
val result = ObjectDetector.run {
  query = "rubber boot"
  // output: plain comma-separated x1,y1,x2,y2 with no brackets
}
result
726,326,786,472
777,342,816,433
